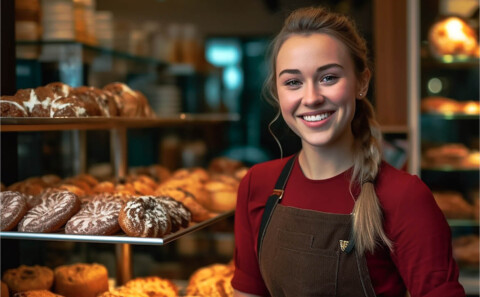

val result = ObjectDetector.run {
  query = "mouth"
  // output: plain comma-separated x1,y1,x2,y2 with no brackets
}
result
300,111,334,122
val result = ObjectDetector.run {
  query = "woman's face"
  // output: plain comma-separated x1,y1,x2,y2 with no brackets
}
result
275,33,368,150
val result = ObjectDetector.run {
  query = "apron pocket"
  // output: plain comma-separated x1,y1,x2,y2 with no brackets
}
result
274,246,339,297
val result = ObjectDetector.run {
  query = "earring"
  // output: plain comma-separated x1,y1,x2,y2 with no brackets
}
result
359,93,363,97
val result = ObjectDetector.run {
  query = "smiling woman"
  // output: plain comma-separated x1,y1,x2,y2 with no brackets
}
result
231,5,466,297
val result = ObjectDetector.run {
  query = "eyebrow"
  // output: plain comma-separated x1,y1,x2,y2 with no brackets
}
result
277,63,344,78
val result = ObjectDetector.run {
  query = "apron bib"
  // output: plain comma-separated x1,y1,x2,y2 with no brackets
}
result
257,155,376,297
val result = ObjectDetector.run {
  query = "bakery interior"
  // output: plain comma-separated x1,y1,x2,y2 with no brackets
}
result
0,0,479,296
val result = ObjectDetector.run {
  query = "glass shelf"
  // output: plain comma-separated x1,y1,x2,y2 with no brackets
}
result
16,40,169,66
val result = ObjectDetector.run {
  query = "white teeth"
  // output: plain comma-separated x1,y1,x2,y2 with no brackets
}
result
303,113,330,122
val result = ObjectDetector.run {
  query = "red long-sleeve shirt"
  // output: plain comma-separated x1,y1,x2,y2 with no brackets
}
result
232,155,465,297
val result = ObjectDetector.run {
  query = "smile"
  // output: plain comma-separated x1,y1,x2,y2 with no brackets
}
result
302,112,333,122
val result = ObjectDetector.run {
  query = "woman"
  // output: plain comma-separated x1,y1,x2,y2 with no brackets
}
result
231,6,465,297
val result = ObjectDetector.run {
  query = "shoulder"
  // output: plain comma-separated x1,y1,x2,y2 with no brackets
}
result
376,161,435,212
247,155,294,179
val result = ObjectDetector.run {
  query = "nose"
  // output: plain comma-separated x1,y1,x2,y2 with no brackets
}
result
303,81,324,106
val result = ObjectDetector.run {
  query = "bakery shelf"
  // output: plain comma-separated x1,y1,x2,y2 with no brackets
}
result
421,55,480,69
421,167,479,173
0,210,234,246
448,219,480,227
421,113,480,120
16,40,169,66
0,113,240,132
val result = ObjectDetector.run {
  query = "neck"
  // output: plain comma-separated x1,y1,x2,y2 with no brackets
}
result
298,141,354,180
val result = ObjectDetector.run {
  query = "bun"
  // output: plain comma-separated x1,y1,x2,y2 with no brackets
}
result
156,196,191,232
1,191,29,231
123,276,178,296
12,290,63,297
18,190,81,233
65,195,123,235
2,265,54,293
0,96,28,117
103,83,148,117
1,281,8,297
186,263,234,297
428,17,478,57
118,196,171,237
53,263,108,297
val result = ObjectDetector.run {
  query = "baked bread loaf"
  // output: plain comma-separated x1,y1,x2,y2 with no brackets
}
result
428,16,479,57
103,83,144,117
452,235,479,267
65,195,123,235
186,263,234,297
18,190,81,233
123,276,178,297
0,96,28,117
13,290,64,297
97,287,149,297
15,87,53,117
421,97,462,114
432,191,474,219
155,187,212,222
53,263,108,297
156,196,191,232
1,281,8,297
118,196,171,237
0,191,29,231
50,96,88,118
2,265,54,293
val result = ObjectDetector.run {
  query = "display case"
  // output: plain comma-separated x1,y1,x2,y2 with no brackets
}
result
408,0,479,295
1,34,240,296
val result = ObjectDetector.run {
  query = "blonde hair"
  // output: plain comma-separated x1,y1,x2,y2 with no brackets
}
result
264,6,392,253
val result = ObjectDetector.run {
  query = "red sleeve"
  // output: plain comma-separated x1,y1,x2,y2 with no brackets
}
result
383,176,465,297
231,168,270,296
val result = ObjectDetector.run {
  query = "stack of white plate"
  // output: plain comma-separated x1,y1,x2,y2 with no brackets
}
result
148,85,182,116
41,0,75,41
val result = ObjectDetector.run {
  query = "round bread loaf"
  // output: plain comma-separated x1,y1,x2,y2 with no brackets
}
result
50,96,88,118
156,196,191,232
65,195,123,235
13,290,63,297
0,96,28,117
44,82,72,98
18,190,81,233
72,87,103,116
103,83,142,117
1,280,9,297
97,287,148,297
155,187,212,222
186,263,234,297
2,265,54,293
124,276,178,297
118,196,171,237
89,88,119,117
0,191,29,231
15,87,53,117
53,263,108,297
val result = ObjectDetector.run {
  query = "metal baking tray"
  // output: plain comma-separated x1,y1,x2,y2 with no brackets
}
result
0,113,240,132
0,210,234,245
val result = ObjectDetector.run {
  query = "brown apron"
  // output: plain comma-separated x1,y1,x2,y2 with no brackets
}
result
257,155,377,297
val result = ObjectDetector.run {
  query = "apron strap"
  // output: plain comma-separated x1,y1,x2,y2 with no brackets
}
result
257,154,297,259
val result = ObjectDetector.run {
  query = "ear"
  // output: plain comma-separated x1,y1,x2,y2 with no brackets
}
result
356,69,371,100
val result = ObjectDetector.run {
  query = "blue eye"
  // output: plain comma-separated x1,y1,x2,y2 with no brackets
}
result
285,79,302,87
321,75,338,84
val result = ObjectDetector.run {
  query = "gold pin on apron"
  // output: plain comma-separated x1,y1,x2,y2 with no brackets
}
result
339,240,349,252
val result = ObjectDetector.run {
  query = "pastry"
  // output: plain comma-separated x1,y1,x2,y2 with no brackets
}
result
89,88,119,117
1,281,8,297
428,16,478,57
103,83,142,117
53,263,108,297
13,290,63,297
2,265,54,293
18,190,81,233
44,82,72,98
432,191,474,219
186,263,234,297
421,97,462,114
156,195,191,232
71,87,103,116
65,195,123,235
50,96,88,118
123,276,178,297
118,196,171,237
97,287,148,297
0,191,29,231
155,187,212,222
15,87,53,117
0,96,28,117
